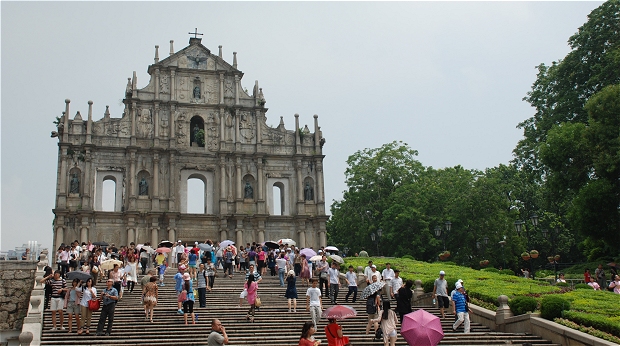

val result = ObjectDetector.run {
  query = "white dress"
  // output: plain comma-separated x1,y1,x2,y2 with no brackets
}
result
126,262,138,282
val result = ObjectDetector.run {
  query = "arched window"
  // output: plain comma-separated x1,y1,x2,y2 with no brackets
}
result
187,177,206,213
102,179,116,212
190,115,205,147
272,182,284,216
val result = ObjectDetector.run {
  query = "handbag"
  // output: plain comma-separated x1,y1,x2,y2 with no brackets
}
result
254,297,262,307
320,271,328,280
178,291,187,302
88,299,100,311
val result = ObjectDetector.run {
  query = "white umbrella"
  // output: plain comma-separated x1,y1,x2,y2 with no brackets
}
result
278,238,296,246
219,240,235,248
325,246,339,252
330,254,344,264
310,255,323,262
100,259,123,270
142,245,155,254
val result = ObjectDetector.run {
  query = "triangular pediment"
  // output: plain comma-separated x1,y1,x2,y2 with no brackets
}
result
154,39,237,73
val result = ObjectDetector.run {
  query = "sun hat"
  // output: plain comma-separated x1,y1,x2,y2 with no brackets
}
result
179,265,186,270
439,270,445,275
455,282,463,289
371,265,377,268
457,279,463,284
183,273,190,280
288,270,295,275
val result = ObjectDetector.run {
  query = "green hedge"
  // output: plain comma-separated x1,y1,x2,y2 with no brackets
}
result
540,295,570,320
562,311,620,339
574,283,591,290
509,296,538,315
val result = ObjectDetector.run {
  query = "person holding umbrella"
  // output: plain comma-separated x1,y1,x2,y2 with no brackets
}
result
371,299,398,346
325,318,350,346
364,275,383,335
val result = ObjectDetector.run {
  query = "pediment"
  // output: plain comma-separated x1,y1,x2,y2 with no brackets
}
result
155,41,236,72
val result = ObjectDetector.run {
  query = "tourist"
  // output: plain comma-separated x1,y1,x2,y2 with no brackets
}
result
325,318,349,346
267,251,277,276
344,265,358,303
381,263,395,296
257,246,267,276
359,248,369,257
294,249,303,276
175,265,187,314
371,299,399,346
276,252,288,287
205,257,216,291
207,319,229,345
365,275,381,335
584,268,593,284
390,269,403,299
43,266,53,310
363,261,373,284
181,273,196,325
286,270,298,312
298,321,321,346
223,246,234,278
521,268,530,279
66,278,82,333
174,240,185,268
125,249,138,293
21,248,30,260
157,259,167,286
328,261,341,304
79,278,97,335
451,282,471,333
247,246,257,268
96,279,119,336
188,248,198,281
595,264,606,290
238,246,247,272
238,264,261,307
143,276,158,322
40,270,66,330
244,272,258,323
59,246,71,277
608,275,620,294
557,273,567,283
317,256,329,297
140,269,156,291
139,246,150,275
300,254,311,286
197,263,208,307
396,280,413,322
432,270,449,318
369,265,382,283
109,264,124,300
306,278,323,328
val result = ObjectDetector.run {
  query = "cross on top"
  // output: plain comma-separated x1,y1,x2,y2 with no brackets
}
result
189,28,203,39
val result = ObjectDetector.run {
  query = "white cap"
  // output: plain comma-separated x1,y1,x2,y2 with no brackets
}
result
371,265,377,268
195,241,198,244
455,282,463,289
457,279,463,284
178,240,182,243
318,250,323,253
439,271,445,275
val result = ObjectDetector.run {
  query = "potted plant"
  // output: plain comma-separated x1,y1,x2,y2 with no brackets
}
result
521,252,531,260
547,256,555,263
554,254,561,261
529,250,539,259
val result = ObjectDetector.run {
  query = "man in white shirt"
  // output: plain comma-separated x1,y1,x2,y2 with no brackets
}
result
390,269,403,299
381,262,395,296
369,265,382,283
174,240,185,268
345,265,358,303
364,261,374,284
328,262,341,304
306,279,323,328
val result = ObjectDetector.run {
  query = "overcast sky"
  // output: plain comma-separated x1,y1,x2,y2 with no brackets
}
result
1,1,603,252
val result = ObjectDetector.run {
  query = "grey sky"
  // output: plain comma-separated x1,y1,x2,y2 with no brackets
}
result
1,1,602,251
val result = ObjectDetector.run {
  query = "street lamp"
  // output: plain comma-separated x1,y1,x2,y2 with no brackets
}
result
434,222,451,251
543,226,561,281
371,229,382,256
498,240,507,269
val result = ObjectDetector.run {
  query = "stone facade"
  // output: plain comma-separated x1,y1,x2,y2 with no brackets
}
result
0,261,37,335
51,37,328,250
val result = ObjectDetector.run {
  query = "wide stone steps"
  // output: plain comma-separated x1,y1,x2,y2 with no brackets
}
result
40,268,560,345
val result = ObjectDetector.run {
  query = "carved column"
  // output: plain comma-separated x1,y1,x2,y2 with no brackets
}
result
234,75,240,105
62,99,70,142
219,107,226,148
234,110,240,145
220,219,228,242
80,222,89,244
170,68,176,102
236,219,244,247
258,220,265,244
129,150,137,210
55,225,65,252
298,220,306,248
235,157,242,201
131,102,137,138
170,104,176,140
154,103,160,139
127,227,135,246
219,73,225,104
296,160,304,215
219,157,227,213
154,68,160,100
151,227,159,249
257,160,265,214
316,160,326,215
168,153,176,211
295,114,301,154
167,227,175,265
81,150,91,209
152,153,160,211
57,147,68,208
313,114,320,153
86,101,93,144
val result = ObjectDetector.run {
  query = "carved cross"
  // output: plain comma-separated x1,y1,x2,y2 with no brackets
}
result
188,28,203,39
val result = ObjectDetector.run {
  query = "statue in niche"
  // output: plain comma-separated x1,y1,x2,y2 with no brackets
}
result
304,182,314,201
139,177,148,196
244,181,253,199
70,173,80,194
193,124,200,143
193,85,201,99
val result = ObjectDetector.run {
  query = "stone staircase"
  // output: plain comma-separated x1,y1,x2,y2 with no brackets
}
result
40,269,560,346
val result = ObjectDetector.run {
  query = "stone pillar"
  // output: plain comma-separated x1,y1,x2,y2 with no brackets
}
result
168,153,176,211
154,103,160,139
313,114,320,153
413,279,425,302
86,100,93,144
129,150,137,210
80,226,88,245
219,73,225,104
294,113,301,154
357,266,368,291
151,227,159,248
236,219,244,246
152,153,160,211
154,68,160,100
296,160,304,215
62,99,70,142
127,228,135,246
319,225,327,248
234,75,240,105
55,225,65,251
131,102,137,137
258,228,265,244
170,68,176,102
234,110,240,145
170,104,176,140
316,160,326,215
58,147,69,207
220,218,228,241
257,160,265,214
235,157,242,201
496,295,513,327
219,107,226,147
81,150,91,209
168,227,175,264
298,220,306,248
219,157,227,213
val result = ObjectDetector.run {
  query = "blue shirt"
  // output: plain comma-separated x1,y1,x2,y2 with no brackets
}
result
188,253,197,265
101,287,118,306
452,290,468,313
174,272,184,292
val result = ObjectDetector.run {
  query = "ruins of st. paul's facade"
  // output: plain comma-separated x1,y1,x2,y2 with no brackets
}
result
52,35,328,250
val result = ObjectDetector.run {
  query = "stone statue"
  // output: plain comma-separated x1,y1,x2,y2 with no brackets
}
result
193,124,200,143
69,173,80,194
193,85,201,99
139,177,148,196
244,181,253,199
304,182,314,201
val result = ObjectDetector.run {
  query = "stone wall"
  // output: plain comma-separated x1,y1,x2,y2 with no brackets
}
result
0,261,37,333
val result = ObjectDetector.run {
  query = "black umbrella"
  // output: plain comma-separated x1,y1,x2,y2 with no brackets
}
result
92,241,109,246
67,271,92,282
264,241,279,249
158,240,174,248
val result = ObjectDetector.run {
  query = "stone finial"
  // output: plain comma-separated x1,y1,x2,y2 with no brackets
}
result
357,266,364,274
18,331,33,346
218,45,222,58
104,105,110,119
233,52,237,69
65,99,71,104
154,45,160,63
29,296,42,314
253,80,259,97
496,294,513,325
126,77,132,95
170,40,174,56
74,111,82,120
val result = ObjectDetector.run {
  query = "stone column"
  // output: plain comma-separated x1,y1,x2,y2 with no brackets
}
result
154,103,160,139
236,219,243,246
313,114,320,153
294,114,301,154
234,75,240,105
219,107,226,147
86,100,93,144
62,99,70,142
235,157,242,201
257,160,265,214
170,68,176,102
80,226,88,245
220,218,228,241
219,157,227,213
153,153,160,211
495,295,513,328
258,229,265,244
168,153,176,211
298,220,306,248
319,225,327,248
296,160,304,215
316,160,326,215
127,227,136,246
154,68,160,100
234,110,240,145
219,73,225,104
55,226,65,251
167,227,175,264
129,151,137,210
81,150,91,209
170,104,176,140
131,102,137,137
151,227,159,248
58,147,69,207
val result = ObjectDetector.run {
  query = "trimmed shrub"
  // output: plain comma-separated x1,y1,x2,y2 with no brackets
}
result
401,254,414,260
481,267,499,273
499,269,516,276
509,296,538,315
540,295,570,320
563,311,620,338
555,282,569,287
574,283,592,290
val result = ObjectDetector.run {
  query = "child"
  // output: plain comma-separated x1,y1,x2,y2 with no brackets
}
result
306,278,323,328
158,260,167,286
285,270,298,312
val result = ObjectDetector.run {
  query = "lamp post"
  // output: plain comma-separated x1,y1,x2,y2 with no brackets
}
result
515,214,540,279
434,221,451,251
498,240,507,269
543,226,561,281
370,228,382,256
343,247,349,258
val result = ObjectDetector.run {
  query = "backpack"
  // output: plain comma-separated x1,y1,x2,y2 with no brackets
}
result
366,297,377,314
374,327,383,340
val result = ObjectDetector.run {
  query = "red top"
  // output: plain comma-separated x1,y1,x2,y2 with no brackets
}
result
298,338,315,346
584,272,592,283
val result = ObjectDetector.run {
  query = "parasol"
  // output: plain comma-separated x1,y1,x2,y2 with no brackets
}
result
361,281,385,300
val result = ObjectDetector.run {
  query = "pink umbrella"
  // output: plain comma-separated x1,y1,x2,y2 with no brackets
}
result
401,309,444,346
300,248,317,258
156,247,171,253
321,305,357,320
